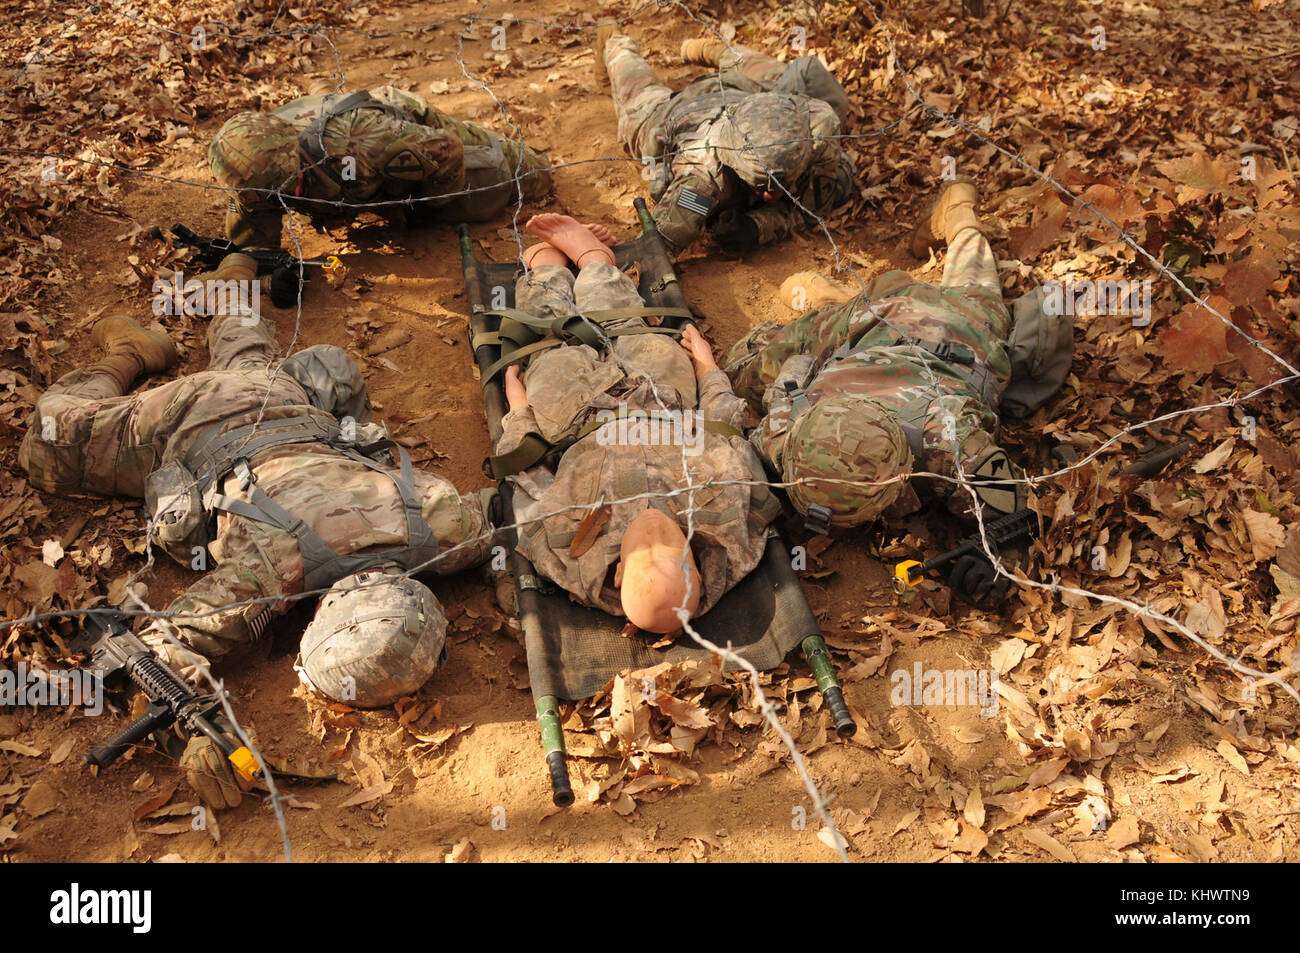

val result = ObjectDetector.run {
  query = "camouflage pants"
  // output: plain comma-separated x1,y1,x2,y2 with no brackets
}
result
515,262,696,443
18,312,282,499
725,227,1006,403
605,33,675,160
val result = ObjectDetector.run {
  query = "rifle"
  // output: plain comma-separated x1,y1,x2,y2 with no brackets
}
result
150,224,342,308
894,507,1038,590
73,612,258,782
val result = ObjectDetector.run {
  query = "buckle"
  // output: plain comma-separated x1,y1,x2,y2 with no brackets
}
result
804,503,832,536
233,458,254,490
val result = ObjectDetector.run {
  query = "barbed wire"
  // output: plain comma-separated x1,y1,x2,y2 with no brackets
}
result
1,0,1296,864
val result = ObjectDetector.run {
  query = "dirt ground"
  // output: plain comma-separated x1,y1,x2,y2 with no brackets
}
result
2,0,1299,863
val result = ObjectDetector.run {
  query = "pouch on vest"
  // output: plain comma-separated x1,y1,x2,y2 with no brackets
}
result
144,462,209,566
1000,284,1075,419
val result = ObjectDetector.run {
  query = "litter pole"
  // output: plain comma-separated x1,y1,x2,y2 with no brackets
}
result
801,635,857,738
536,695,574,806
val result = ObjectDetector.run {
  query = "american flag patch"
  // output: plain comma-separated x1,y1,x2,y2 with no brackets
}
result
676,189,714,216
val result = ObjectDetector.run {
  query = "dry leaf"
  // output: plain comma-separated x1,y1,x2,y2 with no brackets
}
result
1021,827,1077,862
339,780,393,808
1105,815,1140,850
569,503,612,558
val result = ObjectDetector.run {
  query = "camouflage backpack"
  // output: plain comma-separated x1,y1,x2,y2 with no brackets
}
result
1000,284,1075,419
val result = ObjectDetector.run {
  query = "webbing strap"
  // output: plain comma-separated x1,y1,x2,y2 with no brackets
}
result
480,326,684,385
484,432,553,480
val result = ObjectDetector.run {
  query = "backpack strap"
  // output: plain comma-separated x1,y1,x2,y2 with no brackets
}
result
299,91,412,190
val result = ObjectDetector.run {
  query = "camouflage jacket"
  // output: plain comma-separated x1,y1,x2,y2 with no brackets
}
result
736,273,1014,514
645,79,856,256
496,366,778,618
227,86,548,247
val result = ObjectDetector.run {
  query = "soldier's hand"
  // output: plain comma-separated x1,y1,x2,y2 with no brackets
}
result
504,365,529,411
945,553,1011,605
679,325,717,378
711,208,759,256
181,733,251,810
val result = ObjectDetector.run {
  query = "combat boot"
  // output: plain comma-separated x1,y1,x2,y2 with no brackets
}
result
89,315,178,390
203,252,258,283
910,177,985,258
681,37,727,66
593,20,619,86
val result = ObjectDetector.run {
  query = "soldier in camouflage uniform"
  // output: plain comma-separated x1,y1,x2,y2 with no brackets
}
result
724,181,1025,556
594,28,858,258
20,253,493,806
494,214,780,632
209,85,554,249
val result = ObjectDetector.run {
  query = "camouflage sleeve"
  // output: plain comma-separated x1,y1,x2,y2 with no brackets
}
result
917,394,1002,515
354,111,467,203
141,516,297,678
205,308,280,371
741,297,876,391
805,100,855,212
696,368,751,431
653,170,721,258
225,195,283,249
495,405,542,456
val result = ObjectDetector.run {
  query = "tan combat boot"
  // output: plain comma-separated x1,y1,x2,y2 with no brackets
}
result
593,21,619,86
202,252,258,283
89,315,178,390
680,37,727,66
910,177,985,258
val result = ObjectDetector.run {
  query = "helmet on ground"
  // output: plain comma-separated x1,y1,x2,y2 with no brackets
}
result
209,112,301,194
714,93,813,191
783,394,913,527
298,567,447,708
281,344,368,422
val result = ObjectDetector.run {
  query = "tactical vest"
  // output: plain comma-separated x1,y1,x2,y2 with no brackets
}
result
145,416,439,591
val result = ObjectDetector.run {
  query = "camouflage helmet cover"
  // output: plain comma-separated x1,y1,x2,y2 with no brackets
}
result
714,93,813,191
209,111,301,193
299,568,447,708
280,344,369,423
783,394,913,527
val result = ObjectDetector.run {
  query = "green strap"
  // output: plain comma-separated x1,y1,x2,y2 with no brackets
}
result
581,306,695,323
481,337,566,384
485,432,554,480
470,331,502,351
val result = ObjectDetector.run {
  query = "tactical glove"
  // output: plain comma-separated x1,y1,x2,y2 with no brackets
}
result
711,208,760,256
181,728,252,810
945,553,1012,605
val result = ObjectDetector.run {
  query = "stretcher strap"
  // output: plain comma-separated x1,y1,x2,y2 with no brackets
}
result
480,326,683,385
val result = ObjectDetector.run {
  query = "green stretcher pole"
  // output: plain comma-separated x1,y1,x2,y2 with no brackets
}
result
536,695,574,806
801,635,857,738
633,196,655,234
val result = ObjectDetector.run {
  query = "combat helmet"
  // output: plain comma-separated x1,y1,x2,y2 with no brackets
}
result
714,93,813,192
783,394,913,527
298,567,447,708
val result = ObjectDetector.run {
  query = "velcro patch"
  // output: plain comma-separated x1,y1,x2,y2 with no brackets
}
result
676,188,714,217
383,149,426,181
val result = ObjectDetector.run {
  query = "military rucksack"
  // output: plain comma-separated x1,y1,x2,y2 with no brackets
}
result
1000,284,1075,419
